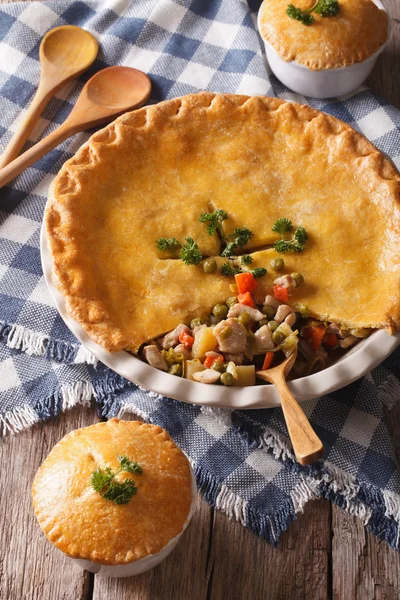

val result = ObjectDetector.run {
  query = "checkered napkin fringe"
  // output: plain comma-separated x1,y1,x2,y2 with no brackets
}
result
1,0,400,550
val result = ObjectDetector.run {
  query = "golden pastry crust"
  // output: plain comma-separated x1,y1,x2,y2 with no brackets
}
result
32,419,193,565
258,0,388,70
46,92,400,352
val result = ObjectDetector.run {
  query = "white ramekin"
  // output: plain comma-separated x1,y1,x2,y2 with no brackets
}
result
72,465,197,578
257,0,390,99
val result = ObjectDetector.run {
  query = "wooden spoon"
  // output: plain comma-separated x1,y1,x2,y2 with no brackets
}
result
257,349,324,465
0,66,152,189
0,25,98,169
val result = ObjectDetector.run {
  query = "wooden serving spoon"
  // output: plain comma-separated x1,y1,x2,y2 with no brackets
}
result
0,25,99,169
0,66,152,189
257,349,324,465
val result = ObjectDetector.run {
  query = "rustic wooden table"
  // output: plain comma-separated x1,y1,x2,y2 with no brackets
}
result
1,1,400,598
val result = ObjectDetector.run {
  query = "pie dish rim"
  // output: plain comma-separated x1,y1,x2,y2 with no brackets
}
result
41,222,400,409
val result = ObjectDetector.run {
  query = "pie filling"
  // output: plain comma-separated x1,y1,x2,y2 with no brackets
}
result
141,277,372,386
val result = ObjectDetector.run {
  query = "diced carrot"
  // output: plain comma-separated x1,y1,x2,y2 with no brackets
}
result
235,272,257,295
237,291,256,308
204,354,224,369
179,331,195,348
302,325,326,350
273,285,289,303
262,351,274,370
324,333,338,348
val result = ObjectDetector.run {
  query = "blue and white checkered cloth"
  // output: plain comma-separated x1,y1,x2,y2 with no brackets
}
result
2,0,400,549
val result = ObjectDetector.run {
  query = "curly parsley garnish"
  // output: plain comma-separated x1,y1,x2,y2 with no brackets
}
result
222,227,253,257
91,455,143,505
179,237,203,265
200,209,228,236
272,218,308,253
156,237,181,251
287,0,339,25
221,255,266,279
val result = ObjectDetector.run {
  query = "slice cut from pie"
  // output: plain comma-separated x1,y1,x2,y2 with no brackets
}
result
46,93,400,353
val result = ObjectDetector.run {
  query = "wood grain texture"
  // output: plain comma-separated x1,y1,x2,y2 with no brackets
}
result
0,407,97,600
208,500,331,600
0,0,400,599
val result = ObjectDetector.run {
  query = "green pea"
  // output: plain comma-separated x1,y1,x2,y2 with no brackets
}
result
238,312,251,327
213,303,228,320
168,363,182,376
272,330,286,345
270,258,285,272
190,318,202,329
259,319,268,327
262,305,275,320
226,296,238,309
212,361,226,373
203,258,217,274
291,272,304,287
298,304,309,319
268,320,279,332
220,326,232,338
220,372,234,386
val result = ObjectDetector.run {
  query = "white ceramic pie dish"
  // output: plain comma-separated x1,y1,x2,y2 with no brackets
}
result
257,0,390,99
72,465,197,578
41,222,400,409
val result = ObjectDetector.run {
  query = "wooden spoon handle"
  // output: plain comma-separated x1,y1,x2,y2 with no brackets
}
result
0,80,60,170
277,377,324,465
0,121,77,189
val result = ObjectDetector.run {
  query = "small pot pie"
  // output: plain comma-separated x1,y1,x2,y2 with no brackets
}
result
46,93,400,362
32,419,196,577
258,0,389,70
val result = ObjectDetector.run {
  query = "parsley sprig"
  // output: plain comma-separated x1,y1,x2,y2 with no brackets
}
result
221,255,267,279
272,218,308,253
91,455,143,505
287,0,339,25
200,209,228,236
221,228,253,257
156,238,180,251
179,237,203,265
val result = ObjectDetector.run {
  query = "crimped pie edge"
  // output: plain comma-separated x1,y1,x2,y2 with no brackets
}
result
46,92,400,352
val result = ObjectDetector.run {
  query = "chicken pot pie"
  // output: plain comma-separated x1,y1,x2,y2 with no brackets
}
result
46,93,400,368
258,0,389,70
32,419,194,572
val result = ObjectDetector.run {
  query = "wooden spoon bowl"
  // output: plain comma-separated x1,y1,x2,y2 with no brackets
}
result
257,349,324,465
0,25,98,170
0,66,152,188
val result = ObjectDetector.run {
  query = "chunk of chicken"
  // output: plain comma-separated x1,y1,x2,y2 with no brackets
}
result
192,369,221,384
223,352,244,365
284,312,297,328
161,324,191,349
264,295,281,310
227,303,264,321
213,318,247,353
142,345,168,371
274,304,295,324
273,274,297,291
339,335,358,349
254,325,274,353
174,344,192,360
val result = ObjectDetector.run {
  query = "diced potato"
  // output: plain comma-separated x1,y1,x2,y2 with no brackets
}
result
184,360,206,381
192,326,218,359
233,365,256,387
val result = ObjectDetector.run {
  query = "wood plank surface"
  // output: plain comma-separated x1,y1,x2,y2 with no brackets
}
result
1,0,400,599
0,407,97,600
